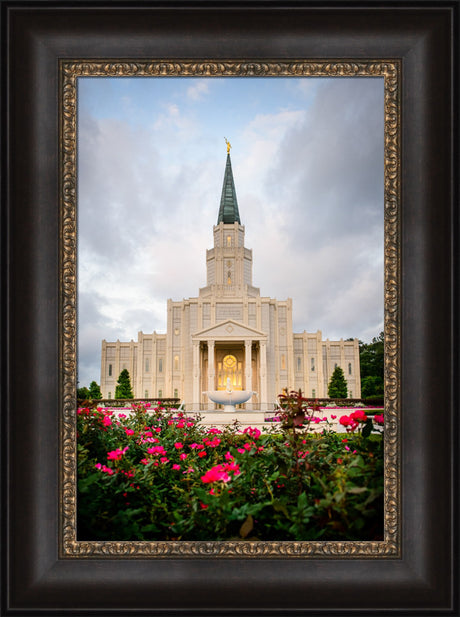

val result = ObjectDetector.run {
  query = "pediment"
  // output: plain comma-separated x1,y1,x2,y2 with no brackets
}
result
192,319,267,341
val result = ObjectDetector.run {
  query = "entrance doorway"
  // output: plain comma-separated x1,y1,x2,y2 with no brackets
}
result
216,348,244,390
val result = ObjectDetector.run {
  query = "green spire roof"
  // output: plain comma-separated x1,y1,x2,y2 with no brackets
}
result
217,153,241,224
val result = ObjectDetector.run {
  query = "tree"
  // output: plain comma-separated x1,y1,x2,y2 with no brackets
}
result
77,386,90,400
88,381,102,400
115,369,134,399
361,375,384,398
359,331,384,398
327,366,348,398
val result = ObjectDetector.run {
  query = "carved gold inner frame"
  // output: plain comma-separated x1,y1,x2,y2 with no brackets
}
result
60,60,400,558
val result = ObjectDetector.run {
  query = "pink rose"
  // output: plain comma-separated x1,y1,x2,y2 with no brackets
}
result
351,409,368,423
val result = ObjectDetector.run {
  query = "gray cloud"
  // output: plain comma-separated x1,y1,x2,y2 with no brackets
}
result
77,77,385,386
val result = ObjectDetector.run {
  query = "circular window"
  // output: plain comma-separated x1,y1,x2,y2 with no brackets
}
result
223,354,237,369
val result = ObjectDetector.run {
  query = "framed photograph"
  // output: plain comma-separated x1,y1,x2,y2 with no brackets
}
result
72,65,390,549
2,1,457,614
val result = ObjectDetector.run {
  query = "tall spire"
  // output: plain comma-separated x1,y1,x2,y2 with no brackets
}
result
217,141,241,224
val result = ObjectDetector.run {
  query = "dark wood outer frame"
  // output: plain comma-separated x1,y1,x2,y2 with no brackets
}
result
2,1,457,614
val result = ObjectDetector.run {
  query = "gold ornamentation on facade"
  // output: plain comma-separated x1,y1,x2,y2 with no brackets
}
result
60,60,400,558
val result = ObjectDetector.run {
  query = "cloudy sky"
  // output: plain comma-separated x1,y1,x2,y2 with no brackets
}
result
77,76,384,387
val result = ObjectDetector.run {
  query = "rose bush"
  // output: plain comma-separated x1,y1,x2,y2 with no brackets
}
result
77,401,384,541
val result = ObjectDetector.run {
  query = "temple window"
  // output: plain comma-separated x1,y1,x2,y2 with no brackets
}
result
144,390,148,398
297,357,302,371
174,355,179,371
158,359,163,373
145,358,150,372
108,364,112,376
227,235,232,247
158,390,162,398
281,354,286,370
348,362,352,375
311,358,315,371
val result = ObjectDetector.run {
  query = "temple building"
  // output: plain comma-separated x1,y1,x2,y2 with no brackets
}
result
100,147,361,410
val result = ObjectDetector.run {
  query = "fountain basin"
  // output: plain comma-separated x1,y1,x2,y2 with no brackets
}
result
205,390,255,412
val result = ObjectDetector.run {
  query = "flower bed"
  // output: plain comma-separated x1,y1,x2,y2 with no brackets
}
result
77,400,384,542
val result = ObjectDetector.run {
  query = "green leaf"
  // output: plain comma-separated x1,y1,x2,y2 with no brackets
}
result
297,491,308,510
272,500,289,517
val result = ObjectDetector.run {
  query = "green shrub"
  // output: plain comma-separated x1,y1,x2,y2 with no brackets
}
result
77,400,384,541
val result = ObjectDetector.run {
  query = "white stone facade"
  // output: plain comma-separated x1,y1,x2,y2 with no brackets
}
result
100,155,361,409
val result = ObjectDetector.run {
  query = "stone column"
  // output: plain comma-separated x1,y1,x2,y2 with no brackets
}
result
192,341,201,410
244,339,252,409
260,340,268,411
207,340,215,410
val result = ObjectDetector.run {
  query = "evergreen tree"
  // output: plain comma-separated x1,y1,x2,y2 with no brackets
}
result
327,366,348,398
88,381,102,400
115,369,134,399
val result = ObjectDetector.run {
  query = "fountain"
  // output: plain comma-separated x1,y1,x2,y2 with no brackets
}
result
204,378,255,413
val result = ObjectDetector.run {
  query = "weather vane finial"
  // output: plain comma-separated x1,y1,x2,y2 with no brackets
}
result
224,137,231,154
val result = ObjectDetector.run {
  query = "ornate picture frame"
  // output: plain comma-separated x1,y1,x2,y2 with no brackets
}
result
3,2,457,613
62,59,399,558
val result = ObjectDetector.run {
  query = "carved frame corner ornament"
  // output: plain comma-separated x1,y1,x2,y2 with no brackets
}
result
60,60,400,559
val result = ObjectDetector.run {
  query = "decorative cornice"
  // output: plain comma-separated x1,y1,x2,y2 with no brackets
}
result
60,60,400,558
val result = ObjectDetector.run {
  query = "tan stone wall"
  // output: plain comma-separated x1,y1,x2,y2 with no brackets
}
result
100,218,361,406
